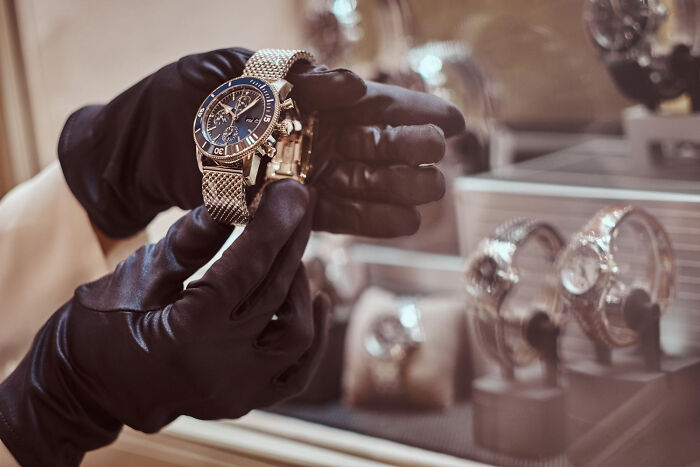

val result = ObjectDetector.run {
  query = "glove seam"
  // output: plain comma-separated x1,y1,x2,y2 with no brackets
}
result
74,280,170,313
75,299,165,314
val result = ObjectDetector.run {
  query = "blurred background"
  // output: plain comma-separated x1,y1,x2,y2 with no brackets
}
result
2,0,700,466
0,0,633,194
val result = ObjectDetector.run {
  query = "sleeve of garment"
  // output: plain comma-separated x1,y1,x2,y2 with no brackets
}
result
0,162,109,372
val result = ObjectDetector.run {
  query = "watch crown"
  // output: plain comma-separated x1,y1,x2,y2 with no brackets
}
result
277,120,294,136
280,98,295,110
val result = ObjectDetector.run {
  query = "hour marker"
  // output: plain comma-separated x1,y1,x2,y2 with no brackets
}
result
195,128,201,133
245,135,255,145
235,144,240,152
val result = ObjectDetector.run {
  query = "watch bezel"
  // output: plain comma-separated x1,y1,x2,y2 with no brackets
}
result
193,76,280,163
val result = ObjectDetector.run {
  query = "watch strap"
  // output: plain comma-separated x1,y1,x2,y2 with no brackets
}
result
472,218,565,368
242,49,315,82
574,205,675,347
202,169,250,225
493,218,564,260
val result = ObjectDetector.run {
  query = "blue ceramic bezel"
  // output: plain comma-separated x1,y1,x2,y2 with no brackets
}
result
193,76,279,162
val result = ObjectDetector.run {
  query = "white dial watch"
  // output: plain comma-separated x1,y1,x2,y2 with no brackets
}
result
557,205,675,347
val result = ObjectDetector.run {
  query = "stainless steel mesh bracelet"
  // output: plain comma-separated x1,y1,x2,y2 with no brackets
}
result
202,169,250,225
242,49,315,82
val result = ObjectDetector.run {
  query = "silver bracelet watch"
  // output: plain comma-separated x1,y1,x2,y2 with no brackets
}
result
557,205,675,348
193,49,317,225
465,218,565,369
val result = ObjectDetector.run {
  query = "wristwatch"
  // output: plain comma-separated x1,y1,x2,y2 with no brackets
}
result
583,0,699,110
193,49,317,225
465,218,565,370
363,299,424,395
557,205,675,348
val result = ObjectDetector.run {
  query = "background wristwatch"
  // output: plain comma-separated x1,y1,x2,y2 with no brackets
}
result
465,218,565,371
583,0,700,110
557,205,675,348
193,49,316,225
363,299,424,396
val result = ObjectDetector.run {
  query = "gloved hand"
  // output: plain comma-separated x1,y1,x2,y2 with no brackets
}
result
0,180,329,466
59,47,465,238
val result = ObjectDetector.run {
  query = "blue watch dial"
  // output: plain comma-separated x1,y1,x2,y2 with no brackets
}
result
204,87,264,145
193,76,278,161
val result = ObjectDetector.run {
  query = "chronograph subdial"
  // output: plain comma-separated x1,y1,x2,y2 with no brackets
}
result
234,93,252,115
221,125,239,144
213,108,232,126
204,88,265,146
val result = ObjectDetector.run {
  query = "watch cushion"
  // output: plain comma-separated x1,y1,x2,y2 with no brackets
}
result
343,287,467,410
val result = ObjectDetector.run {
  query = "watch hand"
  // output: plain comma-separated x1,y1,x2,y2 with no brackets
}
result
233,96,261,120
220,103,235,118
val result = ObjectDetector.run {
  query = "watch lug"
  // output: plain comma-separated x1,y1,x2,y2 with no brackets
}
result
271,79,293,101
242,152,261,185
195,149,204,173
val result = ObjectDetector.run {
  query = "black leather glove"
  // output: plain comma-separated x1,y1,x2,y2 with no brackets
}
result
58,47,465,238
0,180,328,466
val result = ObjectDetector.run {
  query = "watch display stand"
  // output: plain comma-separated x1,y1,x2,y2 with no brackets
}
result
624,105,700,179
472,312,567,459
565,289,700,466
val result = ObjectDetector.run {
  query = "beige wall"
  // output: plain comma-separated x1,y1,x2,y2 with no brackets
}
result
14,0,305,168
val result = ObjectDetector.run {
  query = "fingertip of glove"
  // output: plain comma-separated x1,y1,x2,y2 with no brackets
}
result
426,123,447,162
442,102,466,138
190,205,234,234
437,171,447,200
330,68,367,101
427,122,445,139
290,66,367,109
264,178,310,203
406,207,422,235
254,179,311,229
385,206,422,237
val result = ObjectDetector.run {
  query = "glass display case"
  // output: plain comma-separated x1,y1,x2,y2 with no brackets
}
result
2,0,700,465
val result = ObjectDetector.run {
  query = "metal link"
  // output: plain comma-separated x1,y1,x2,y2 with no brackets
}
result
493,218,564,256
202,169,250,225
242,49,315,82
